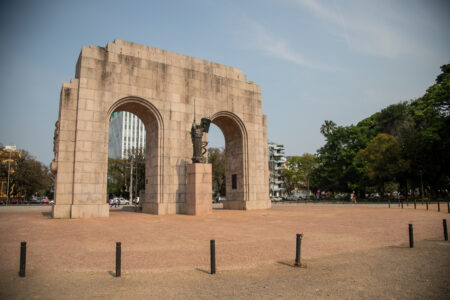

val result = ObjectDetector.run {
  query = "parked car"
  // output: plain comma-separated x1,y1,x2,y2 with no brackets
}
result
29,198,42,205
119,198,130,205
286,195,299,201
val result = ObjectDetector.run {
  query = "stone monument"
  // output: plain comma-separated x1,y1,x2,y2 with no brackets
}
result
52,39,270,218
186,117,212,215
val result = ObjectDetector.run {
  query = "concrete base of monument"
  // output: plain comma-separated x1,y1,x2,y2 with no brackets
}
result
186,163,212,215
222,199,271,210
52,204,109,218
223,200,246,210
52,204,71,218
245,200,272,210
141,202,182,215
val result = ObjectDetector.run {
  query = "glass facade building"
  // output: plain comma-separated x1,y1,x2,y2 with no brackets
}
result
108,112,146,159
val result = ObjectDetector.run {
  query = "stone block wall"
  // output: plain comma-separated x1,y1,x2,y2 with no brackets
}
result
52,39,270,218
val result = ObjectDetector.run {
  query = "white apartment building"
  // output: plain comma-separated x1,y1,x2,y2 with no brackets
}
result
268,142,286,199
108,111,146,159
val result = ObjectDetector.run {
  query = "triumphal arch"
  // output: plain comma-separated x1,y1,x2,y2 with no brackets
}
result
52,39,270,218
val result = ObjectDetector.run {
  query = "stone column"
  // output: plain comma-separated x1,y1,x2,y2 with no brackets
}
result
186,163,212,215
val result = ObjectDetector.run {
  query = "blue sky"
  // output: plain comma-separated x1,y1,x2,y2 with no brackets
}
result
0,0,449,164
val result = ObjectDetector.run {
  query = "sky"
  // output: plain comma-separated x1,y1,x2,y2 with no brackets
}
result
0,0,449,165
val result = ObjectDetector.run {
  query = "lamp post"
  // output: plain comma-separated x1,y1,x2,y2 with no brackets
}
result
5,145,16,205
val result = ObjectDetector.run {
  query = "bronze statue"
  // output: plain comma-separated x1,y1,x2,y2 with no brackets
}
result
191,117,211,163
50,121,60,174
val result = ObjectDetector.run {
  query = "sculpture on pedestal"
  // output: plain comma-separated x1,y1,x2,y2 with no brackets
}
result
190,117,211,163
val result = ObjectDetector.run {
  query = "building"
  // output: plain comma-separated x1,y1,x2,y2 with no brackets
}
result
108,111,146,159
268,142,286,199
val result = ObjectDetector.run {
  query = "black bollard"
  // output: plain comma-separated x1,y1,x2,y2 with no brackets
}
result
401,200,404,209
409,224,414,248
210,240,216,274
448,200,449,214
444,219,448,241
406,198,409,207
438,200,440,212
19,241,26,277
295,233,303,267
116,242,121,277
426,201,429,210
414,199,416,209
388,198,391,208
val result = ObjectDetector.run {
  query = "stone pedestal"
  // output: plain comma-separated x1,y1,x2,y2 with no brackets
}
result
186,163,212,215
52,204,109,218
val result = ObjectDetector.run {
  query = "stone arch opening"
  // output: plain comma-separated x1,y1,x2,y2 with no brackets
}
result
210,111,248,209
106,97,164,212
52,40,269,218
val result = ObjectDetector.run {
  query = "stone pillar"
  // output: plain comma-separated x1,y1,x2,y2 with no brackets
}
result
186,163,212,215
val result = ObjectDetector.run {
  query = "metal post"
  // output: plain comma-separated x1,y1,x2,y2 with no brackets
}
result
7,150,12,205
443,219,448,241
401,200,403,209
388,198,390,208
116,242,121,277
420,171,424,205
210,240,216,274
426,201,429,210
295,233,303,267
129,157,133,205
448,200,449,214
414,199,416,209
438,199,440,212
409,224,414,248
19,241,26,277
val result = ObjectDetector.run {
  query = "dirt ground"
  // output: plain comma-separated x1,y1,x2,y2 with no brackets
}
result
0,203,449,299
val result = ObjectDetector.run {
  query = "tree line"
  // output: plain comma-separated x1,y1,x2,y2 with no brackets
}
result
0,146,54,201
286,63,449,199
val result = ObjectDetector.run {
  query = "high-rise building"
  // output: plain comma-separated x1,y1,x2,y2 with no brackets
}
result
108,112,146,159
268,142,286,199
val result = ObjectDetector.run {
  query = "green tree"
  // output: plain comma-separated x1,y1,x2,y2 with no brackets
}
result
10,151,53,200
284,154,317,194
406,63,450,196
107,147,145,199
355,134,408,195
311,123,375,193
208,147,226,197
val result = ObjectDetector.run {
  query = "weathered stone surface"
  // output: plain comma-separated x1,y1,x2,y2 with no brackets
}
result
186,163,212,215
52,39,270,218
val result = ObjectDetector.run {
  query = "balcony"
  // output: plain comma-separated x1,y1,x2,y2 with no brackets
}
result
271,153,284,157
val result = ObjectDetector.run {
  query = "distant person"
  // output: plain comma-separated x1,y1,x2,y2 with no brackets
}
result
351,191,357,204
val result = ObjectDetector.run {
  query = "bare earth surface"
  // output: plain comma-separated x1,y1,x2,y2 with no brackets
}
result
0,203,449,299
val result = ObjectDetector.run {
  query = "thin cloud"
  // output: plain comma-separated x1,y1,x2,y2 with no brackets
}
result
294,0,432,58
246,20,337,71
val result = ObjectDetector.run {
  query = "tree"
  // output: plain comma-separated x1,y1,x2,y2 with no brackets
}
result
208,147,226,197
311,123,375,193
376,102,414,142
320,120,336,138
406,63,450,196
107,147,145,199
355,134,408,195
311,63,449,198
10,151,53,200
284,154,317,194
